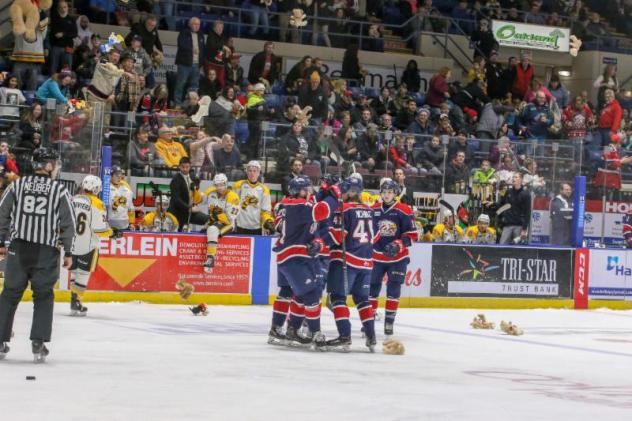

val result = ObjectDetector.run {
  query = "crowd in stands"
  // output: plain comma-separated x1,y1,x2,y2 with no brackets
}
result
0,0,630,210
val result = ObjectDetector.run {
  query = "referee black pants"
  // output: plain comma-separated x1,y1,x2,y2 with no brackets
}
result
0,240,60,343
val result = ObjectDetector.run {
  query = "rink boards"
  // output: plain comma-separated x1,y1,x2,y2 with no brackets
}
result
8,232,621,309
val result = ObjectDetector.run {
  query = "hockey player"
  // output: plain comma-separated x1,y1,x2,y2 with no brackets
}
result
370,178,417,336
347,172,380,206
465,214,497,244
431,209,464,242
108,166,136,230
270,176,329,348
70,175,115,316
233,161,275,235
623,210,632,248
140,195,179,232
326,176,377,351
203,173,240,271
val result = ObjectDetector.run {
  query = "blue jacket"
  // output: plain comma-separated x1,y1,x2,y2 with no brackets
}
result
36,78,68,105
175,28,205,67
521,103,553,139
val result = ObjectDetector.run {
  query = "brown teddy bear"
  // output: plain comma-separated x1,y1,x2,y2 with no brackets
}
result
10,0,53,42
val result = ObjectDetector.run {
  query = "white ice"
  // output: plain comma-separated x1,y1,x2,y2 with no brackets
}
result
1,303,632,421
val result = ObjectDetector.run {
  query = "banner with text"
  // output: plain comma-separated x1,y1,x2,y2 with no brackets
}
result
587,249,632,300
492,20,570,52
89,233,253,294
430,245,574,298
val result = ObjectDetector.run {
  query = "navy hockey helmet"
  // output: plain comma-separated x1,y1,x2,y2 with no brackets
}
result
380,177,401,195
340,176,363,195
288,175,312,196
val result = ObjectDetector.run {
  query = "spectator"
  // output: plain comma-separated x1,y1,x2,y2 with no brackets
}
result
548,75,570,108
11,14,47,91
585,12,609,41
396,98,418,130
330,7,350,48
138,83,169,129
521,91,554,140
454,79,490,117
332,125,358,163
524,78,553,104
472,159,496,185
393,167,414,205
523,158,546,192
379,113,395,132
181,91,201,117
505,7,521,22
595,88,622,147
114,53,144,125
49,1,77,74
213,134,243,180
389,133,419,174
335,91,354,118
549,183,574,246
435,113,456,137
0,75,26,120
476,101,513,146
74,15,93,47
128,127,158,176
204,20,228,86
313,0,333,47
487,172,531,244
353,108,374,133
341,43,364,84
500,56,517,99
89,0,116,23
420,135,444,175
125,35,153,81
225,53,245,90
198,68,222,100
85,49,123,121
426,67,451,108
448,130,473,161
0,141,19,175
36,72,71,106
281,158,305,196
155,126,188,168
467,56,486,84
207,86,241,137
445,151,469,193
278,0,301,43
248,41,282,86
304,57,327,83
594,64,619,111
350,94,374,124
323,106,343,135
451,1,474,34
19,103,43,139
407,108,435,138
392,83,410,112
285,56,312,93
188,129,219,174
470,19,498,59
277,120,313,175
401,60,421,93
355,123,386,170
373,87,396,116
156,0,177,31
524,1,546,24
511,52,533,100
495,154,516,185
72,44,97,87
486,51,506,99
562,95,593,143
246,83,271,160
125,15,163,88
173,17,205,106
248,0,271,37
298,72,329,123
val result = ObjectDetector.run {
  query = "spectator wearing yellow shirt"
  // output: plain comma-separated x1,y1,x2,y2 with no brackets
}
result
155,126,188,168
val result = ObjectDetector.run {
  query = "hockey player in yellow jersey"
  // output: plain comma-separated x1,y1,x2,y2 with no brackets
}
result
431,209,464,243
203,173,240,271
70,175,115,316
233,160,274,235
140,195,179,232
108,166,136,230
465,213,497,244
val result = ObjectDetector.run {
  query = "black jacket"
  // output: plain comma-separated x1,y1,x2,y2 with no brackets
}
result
398,183,414,206
204,30,226,66
401,69,421,93
497,186,531,229
50,13,77,49
421,142,444,169
125,23,163,54
168,172,194,224
175,28,205,67
445,161,470,193
550,195,573,245
248,52,282,84
453,82,490,114
298,85,328,120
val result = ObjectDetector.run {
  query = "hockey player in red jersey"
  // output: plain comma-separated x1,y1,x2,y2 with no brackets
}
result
326,176,377,352
370,178,417,335
269,176,330,348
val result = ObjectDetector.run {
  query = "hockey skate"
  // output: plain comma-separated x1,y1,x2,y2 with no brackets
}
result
32,341,49,364
70,292,88,317
324,336,352,352
203,256,215,273
0,342,9,360
384,323,394,336
267,326,287,346
285,326,313,347
310,331,328,352
365,335,377,353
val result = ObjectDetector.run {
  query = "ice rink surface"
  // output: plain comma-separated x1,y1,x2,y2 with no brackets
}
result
1,303,632,421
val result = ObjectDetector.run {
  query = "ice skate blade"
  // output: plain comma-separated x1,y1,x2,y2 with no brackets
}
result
366,345,376,353
267,337,287,346
70,310,87,317
326,344,351,353
33,354,46,364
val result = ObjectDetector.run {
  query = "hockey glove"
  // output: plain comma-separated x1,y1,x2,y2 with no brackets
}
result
175,280,194,300
263,219,275,235
307,238,325,257
383,240,404,258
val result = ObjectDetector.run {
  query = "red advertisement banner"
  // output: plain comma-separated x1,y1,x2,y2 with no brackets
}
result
89,233,253,294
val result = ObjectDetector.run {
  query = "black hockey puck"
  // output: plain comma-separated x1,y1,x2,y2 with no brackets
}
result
26,376,36,380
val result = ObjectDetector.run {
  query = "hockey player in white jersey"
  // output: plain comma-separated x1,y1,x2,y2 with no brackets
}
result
203,173,240,271
70,175,115,316
108,166,135,230
140,195,179,232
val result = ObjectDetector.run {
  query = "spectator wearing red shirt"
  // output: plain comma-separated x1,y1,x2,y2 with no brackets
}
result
511,52,534,100
562,96,594,141
389,133,419,174
596,88,622,147
247,41,282,86
425,67,451,108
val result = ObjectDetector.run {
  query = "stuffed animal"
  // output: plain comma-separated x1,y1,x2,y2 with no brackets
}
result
10,0,53,42
289,9,308,28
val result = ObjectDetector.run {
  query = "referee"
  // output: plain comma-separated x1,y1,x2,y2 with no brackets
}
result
0,148,76,363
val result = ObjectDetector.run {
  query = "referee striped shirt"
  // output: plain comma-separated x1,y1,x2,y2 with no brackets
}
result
0,175,76,254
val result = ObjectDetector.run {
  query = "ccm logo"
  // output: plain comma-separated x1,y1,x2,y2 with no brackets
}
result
577,253,586,296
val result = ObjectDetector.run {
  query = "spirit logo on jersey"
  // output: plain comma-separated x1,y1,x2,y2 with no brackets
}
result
241,195,259,210
112,195,128,211
378,220,398,237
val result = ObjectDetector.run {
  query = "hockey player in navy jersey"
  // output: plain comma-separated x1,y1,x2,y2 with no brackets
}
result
370,178,418,335
623,211,632,248
269,176,330,348
326,176,377,352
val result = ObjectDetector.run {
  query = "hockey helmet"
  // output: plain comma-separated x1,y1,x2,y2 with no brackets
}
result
111,165,124,175
81,175,102,194
246,160,262,171
155,194,170,206
340,176,363,195
213,173,228,187
380,177,400,195
32,147,60,168
288,175,312,196
320,174,340,187
477,213,490,224
349,172,363,182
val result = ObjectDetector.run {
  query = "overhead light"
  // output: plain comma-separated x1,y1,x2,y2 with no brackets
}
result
558,69,571,77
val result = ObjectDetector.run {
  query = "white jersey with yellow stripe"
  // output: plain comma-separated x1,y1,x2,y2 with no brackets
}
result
204,187,241,228
108,180,135,229
233,180,273,230
71,193,112,256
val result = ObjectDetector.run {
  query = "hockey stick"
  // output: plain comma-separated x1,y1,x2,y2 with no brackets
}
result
439,199,455,219
327,140,349,295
